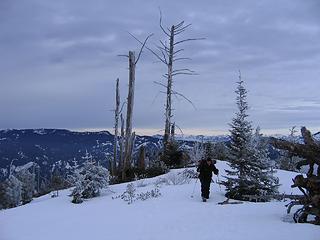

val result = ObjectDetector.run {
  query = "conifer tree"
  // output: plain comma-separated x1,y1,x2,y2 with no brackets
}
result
71,159,109,203
222,73,278,201
2,175,22,208
15,168,35,204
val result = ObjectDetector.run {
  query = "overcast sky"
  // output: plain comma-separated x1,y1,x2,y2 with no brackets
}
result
0,0,319,136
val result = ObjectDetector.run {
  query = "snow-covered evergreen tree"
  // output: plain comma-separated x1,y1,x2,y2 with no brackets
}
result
71,159,109,203
15,168,35,204
71,173,84,204
2,175,22,208
50,173,66,197
222,75,278,201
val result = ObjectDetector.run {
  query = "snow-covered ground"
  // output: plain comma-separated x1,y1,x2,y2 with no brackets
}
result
1,161,319,240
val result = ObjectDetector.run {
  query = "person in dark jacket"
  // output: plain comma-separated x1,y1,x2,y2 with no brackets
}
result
197,157,219,202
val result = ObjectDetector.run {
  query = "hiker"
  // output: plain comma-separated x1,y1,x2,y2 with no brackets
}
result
197,157,219,202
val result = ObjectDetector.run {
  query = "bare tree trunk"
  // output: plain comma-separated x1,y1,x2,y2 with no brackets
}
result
122,51,136,181
163,26,175,151
128,131,136,166
170,122,175,141
117,35,151,180
113,78,120,176
118,113,125,173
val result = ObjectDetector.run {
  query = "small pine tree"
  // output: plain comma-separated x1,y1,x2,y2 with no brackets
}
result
222,75,278,201
71,160,109,203
50,173,66,197
161,140,183,167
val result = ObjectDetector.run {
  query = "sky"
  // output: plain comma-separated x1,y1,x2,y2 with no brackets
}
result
0,0,319,136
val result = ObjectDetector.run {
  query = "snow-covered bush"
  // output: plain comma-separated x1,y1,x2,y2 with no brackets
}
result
153,177,169,187
113,183,136,204
180,169,198,179
150,169,196,187
113,183,161,204
122,183,136,204
71,161,109,204
136,187,161,201
165,170,194,185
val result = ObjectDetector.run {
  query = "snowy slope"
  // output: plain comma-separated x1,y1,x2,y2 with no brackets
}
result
0,161,319,240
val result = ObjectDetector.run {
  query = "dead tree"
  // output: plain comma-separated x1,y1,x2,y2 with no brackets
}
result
118,113,125,173
120,35,152,181
156,14,202,152
270,127,320,225
122,51,136,181
271,127,320,177
170,122,175,141
112,78,120,176
129,12,202,153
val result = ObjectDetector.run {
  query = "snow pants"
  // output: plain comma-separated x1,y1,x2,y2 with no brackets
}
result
200,177,211,199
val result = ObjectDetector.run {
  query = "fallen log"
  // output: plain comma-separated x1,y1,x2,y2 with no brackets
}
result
270,127,320,225
218,198,243,205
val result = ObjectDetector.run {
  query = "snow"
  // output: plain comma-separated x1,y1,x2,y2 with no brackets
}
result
153,134,229,143
0,161,319,240
102,142,112,146
14,162,34,172
33,129,46,135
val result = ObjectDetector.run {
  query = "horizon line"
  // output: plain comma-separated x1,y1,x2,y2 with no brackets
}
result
1,126,319,137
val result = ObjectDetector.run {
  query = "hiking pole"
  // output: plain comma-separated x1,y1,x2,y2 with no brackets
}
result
191,178,198,198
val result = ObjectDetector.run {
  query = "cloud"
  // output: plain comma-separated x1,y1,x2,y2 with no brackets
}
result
0,0,319,134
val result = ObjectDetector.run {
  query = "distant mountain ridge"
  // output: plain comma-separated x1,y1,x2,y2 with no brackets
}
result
0,129,162,180
1,128,313,180
152,134,230,143
0,129,231,180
